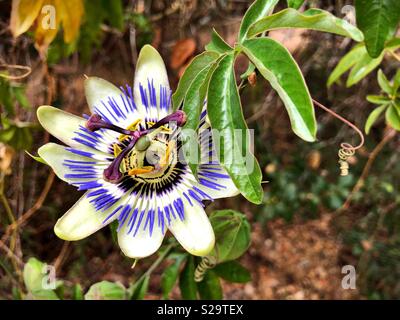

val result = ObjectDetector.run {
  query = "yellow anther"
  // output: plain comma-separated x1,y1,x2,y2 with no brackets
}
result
127,119,142,131
128,166,154,176
160,125,172,134
159,140,174,167
118,119,142,142
113,143,122,157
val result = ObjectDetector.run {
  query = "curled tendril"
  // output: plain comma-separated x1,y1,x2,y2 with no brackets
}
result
312,99,364,176
0,64,32,80
194,255,217,282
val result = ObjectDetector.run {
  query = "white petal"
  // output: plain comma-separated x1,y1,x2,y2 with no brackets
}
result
37,106,86,148
134,45,171,118
54,193,116,241
84,76,122,114
117,195,166,258
168,196,215,256
197,164,239,199
38,143,103,183
117,216,165,259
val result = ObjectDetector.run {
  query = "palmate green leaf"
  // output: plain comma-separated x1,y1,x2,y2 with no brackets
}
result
386,104,400,131
393,69,400,93
377,69,393,95
181,61,218,177
355,0,400,58
179,256,197,300
85,281,127,300
161,254,186,299
346,49,384,87
366,95,391,105
238,0,279,43
197,270,223,300
327,45,365,87
209,210,251,263
248,8,364,42
287,0,305,9
365,104,387,134
241,38,316,142
205,29,232,53
172,51,219,110
214,260,252,283
207,53,263,204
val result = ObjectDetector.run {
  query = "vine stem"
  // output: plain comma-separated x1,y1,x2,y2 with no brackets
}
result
388,50,400,63
340,128,396,211
1,172,54,244
131,243,175,294
312,99,365,150
0,173,22,283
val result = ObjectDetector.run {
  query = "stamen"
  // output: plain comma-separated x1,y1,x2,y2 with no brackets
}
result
103,131,142,183
86,114,133,135
99,111,187,184
151,110,186,129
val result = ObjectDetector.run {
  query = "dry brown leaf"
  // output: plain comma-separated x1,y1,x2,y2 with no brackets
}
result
10,0,44,37
10,0,84,53
170,38,196,70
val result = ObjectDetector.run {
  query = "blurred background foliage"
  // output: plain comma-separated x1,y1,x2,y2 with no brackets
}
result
1,0,400,300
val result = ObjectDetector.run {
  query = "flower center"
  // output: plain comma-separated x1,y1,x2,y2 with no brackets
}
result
85,110,186,183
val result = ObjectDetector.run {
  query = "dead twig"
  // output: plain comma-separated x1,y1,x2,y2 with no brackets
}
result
1,171,54,244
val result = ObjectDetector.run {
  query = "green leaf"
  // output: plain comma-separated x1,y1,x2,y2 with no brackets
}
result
248,8,364,42
85,281,127,300
197,270,223,300
393,69,400,93
109,220,118,244
102,0,124,30
72,284,84,300
172,51,219,110
238,0,279,43
242,38,316,142
365,104,387,134
214,260,252,283
25,151,47,165
287,0,305,9
205,29,232,53
181,62,217,177
377,69,393,95
130,275,150,300
327,45,365,87
209,210,251,263
23,257,59,300
366,95,391,104
161,254,186,299
207,53,263,204
23,258,47,293
386,104,400,130
240,62,256,80
346,50,384,87
355,0,400,58
179,256,197,300
12,86,31,109
25,289,59,300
